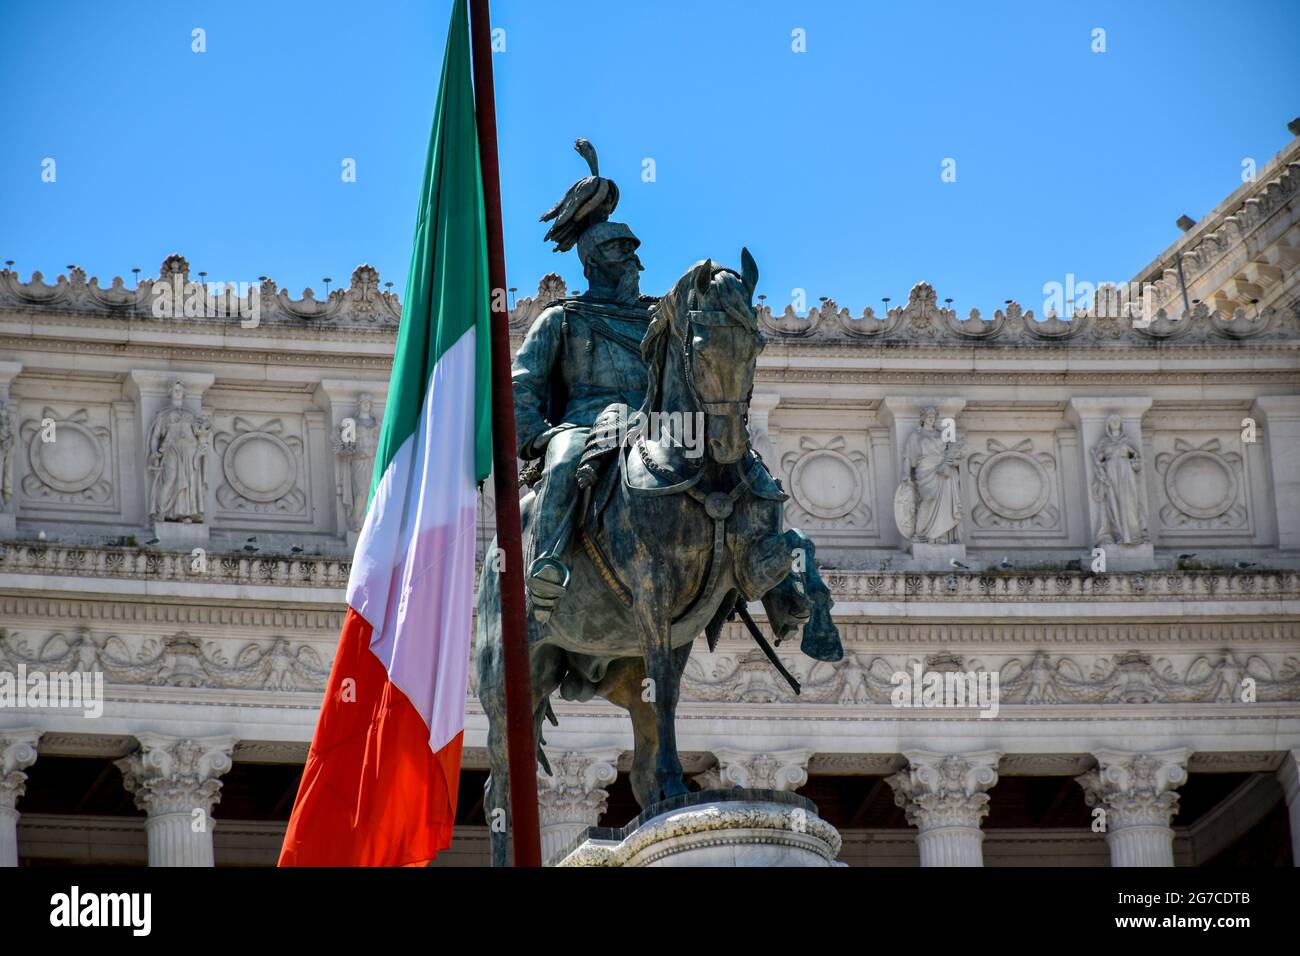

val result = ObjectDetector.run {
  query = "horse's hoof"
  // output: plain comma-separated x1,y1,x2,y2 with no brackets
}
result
655,770,689,802
660,779,689,800
801,621,844,662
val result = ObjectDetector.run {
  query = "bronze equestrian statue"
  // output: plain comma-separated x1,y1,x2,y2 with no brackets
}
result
475,141,841,866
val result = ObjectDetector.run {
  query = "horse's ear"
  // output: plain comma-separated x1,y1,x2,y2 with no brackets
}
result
740,247,758,300
694,259,713,299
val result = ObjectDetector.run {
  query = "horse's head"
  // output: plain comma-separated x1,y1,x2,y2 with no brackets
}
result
644,249,763,464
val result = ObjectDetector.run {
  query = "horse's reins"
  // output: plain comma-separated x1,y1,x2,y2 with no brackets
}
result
609,301,765,625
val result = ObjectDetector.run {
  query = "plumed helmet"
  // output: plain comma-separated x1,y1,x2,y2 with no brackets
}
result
576,221,641,266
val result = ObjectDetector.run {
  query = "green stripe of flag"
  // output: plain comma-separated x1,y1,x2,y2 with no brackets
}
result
370,0,493,503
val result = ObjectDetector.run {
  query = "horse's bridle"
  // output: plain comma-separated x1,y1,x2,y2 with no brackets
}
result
679,307,755,417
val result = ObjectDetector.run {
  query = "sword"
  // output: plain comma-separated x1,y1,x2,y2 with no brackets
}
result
732,598,801,696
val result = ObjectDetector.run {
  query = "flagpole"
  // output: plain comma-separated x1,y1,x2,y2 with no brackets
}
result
468,0,543,868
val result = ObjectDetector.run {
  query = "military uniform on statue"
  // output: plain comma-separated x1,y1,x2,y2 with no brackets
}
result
511,141,659,618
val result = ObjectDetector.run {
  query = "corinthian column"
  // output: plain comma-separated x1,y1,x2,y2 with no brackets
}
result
537,749,620,865
116,733,236,867
0,730,41,867
1076,748,1191,867
886,750,1001,866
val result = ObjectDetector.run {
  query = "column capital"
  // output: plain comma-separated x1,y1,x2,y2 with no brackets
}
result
537,748,620,825
537,748,621,864
713,748,812,792
887,749,1001,830
115,733,236,817
1075,748,1191,830
0,729,42,811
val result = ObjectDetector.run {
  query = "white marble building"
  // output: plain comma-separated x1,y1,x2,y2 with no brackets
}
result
2,136,1299,868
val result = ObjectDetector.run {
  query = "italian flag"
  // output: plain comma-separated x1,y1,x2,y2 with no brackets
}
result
279,0,492,867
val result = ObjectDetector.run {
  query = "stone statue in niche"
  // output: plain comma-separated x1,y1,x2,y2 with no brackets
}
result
0,401,14,513
1091,413,1148,545
895,406,964,543
333,393,380,531
146,380,211,522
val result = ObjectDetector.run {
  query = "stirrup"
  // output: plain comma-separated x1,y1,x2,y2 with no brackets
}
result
527,555,571,623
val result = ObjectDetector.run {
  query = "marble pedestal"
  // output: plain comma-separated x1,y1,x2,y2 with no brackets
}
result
909,541,966,569
0,514,14,538
554,789,842,867
1097,542,1154,572
152,521,210,551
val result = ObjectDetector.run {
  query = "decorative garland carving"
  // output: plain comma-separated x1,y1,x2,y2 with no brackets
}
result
780,435,871,527
1155,437,1247,529
0,628,330,691
19,407,112,503
968,437,1059,529
213,417,305,513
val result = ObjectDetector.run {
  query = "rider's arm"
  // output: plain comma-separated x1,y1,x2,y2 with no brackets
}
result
511,305,564,459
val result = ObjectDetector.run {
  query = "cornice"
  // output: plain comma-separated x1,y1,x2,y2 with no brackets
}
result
754,368,1300,386
4,232,1297,354
0,593,344,629
0,334,398,370
3,545,1295,608
1132,139,1300,287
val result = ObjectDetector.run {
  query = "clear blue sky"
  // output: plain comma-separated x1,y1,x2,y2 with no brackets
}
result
1,0,1296,316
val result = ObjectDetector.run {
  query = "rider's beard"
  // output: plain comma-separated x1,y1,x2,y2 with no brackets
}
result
612,260,641,303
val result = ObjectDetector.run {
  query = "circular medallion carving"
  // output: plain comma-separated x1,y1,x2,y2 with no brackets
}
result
222,432,297,503
28,421,104,493
976,449,1050,520
1164,450,1236,519
790,449,863,519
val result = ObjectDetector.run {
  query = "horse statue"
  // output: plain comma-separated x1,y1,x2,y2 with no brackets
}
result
475,250,842,866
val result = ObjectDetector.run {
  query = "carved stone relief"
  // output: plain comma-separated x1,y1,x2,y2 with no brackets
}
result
145,381,210,522
331,394,380,532
676,646,1300,706
1154,437,1248,531
780,435,872,528
1090,414,1148,545
895,406,963,544
19,406,113,506
967,437,1060,532
0,627,331,691
213,417,307,515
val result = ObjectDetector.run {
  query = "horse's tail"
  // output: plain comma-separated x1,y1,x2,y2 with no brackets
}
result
475,539,512,868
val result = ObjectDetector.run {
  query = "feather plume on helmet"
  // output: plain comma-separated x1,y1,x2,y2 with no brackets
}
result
539,138,621,253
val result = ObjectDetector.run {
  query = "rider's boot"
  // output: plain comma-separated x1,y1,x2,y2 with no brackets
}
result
524,429,588,623
527,553,570,623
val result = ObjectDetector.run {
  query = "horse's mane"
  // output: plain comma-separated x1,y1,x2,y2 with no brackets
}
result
640,260,759,413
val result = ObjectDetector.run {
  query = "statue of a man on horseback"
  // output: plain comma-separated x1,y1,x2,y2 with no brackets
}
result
476,140,843,865
512,143,658,621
